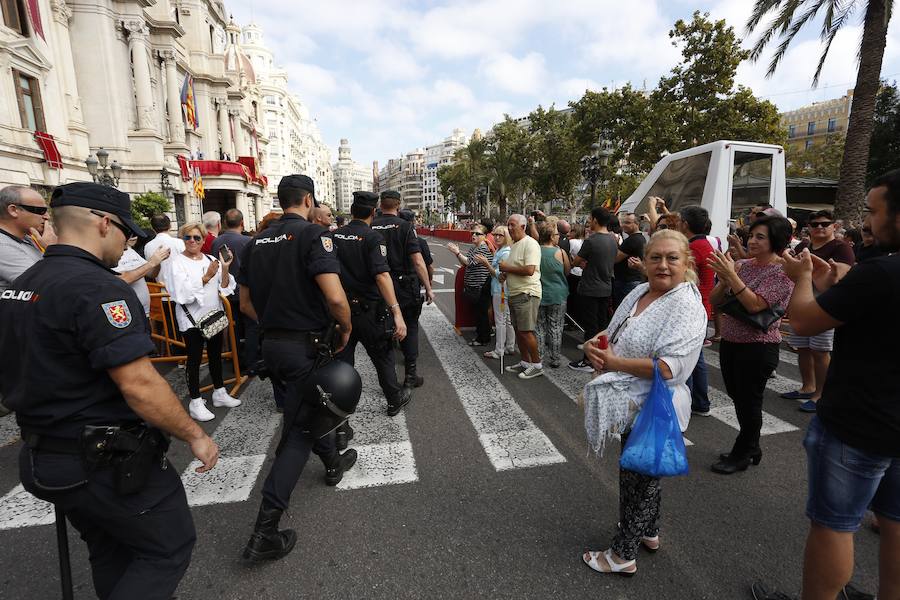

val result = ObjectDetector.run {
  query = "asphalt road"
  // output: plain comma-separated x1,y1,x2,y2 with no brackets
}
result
0,235,882,600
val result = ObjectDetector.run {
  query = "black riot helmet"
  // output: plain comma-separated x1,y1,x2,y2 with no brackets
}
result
302,360,362,438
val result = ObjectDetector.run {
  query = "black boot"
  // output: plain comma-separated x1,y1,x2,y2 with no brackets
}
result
324,449,358,486
387,386,412,417
404,362,424,388
335,421,354,451
242,502,297,562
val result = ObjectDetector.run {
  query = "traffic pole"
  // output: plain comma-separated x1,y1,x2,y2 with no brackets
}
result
55,506,74,600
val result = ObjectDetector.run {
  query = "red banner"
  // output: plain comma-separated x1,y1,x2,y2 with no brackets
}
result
176,155,192,181
34,131,62,168
25,0,44,41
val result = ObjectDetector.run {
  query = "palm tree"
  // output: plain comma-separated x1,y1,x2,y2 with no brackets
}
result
746,0,894,222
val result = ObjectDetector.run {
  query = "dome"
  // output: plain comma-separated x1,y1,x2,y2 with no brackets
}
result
224,17,256,85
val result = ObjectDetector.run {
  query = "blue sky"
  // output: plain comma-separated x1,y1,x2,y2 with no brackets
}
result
229,0,900,169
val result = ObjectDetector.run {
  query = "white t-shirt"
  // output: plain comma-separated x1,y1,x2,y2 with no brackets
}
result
167,253,236,332
144,232,185,286
113,248,150,317
568,238,584,277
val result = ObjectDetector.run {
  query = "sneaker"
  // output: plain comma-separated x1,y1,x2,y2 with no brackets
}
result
798,399,817,413
189,398,215,422
505,347,517,355
505,362,526,373
780,390,814,400
691,408,711,417
841,583,876,600
568,359,593,372
484,350,502,359
750,582,796,600
518,366,544,379
211,388,241,408
702,339,713,348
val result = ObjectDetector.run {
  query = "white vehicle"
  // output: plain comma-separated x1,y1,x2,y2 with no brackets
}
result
619,140,787,240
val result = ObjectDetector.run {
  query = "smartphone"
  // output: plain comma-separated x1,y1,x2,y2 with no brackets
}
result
219,244,233,263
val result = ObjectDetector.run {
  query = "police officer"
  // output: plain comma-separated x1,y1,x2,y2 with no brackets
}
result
400,208,435,285
238,174,356,562
333,192,410,434
0,182,219,599
373,191,434,388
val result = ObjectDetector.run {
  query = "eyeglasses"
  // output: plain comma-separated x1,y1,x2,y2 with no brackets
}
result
13,203,49,215
494,233,505,237
472,232,484,237
183,234,204,242
656,224,669,230
808,221,833,228
89,210,131,238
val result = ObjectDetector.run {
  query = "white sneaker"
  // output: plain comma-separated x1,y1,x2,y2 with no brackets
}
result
212,387,241,408
189,398,215,421
505,362,526,373
518,366,545,380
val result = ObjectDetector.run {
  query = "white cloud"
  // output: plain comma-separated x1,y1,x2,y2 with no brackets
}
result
364,42,428,82
282,62,340,99
479,52,547,95
559,78,603,99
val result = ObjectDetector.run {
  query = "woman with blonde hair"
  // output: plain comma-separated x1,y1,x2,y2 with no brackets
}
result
474,225,516,358
168,221,238,421
581,229,707,577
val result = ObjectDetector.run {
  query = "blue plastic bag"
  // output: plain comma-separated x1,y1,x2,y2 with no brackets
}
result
619,359,689,477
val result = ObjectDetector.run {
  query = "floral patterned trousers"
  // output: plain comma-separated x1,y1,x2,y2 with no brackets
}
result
535,303,566,365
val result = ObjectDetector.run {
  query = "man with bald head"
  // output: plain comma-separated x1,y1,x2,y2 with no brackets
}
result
0,185,55,292
310,205,335,230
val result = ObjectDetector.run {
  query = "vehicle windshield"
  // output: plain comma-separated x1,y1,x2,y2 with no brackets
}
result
731,152,773,221
631,151,711,217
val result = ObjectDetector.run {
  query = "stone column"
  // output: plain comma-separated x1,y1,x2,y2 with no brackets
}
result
50,0,84,126
123,19,155,131
234,112,250,157
161,50,184,143
228,109,241,159
217,99,232,159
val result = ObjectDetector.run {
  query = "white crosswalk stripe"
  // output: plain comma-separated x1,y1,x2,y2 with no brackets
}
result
704,349,801,396
420,303,567,470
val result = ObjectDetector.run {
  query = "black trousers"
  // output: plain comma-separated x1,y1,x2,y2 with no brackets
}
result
472,280,492,343
19,449,195,600
183,328,224,398
719,340,780,457
260,337,336,511
579,295,610,358
398,288,423,365
335,307,402,403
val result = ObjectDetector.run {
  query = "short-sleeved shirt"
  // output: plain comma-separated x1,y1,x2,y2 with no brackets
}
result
201,232,216,254
211,230,251,287
794,238,855,266
614,233,646,284
506,235,541,298
0,228,43,292
238,213,340,333
0,245,154,438
719,259,794,344
577,231,618,298
143,232,184,287
113,247,151,316
333,220,390,302
372,214,420,277
816,255,900,457
417,238,433,267
688,236,716,319
463,244,493,290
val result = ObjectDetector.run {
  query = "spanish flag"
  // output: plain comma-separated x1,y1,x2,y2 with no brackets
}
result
193,166,205,200
181,75,199,130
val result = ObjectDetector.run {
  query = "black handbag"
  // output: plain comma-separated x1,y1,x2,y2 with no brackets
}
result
716,293,784,332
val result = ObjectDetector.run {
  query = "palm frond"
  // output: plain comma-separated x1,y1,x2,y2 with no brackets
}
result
746,0,785,33
813,2,855,85
749,0,804,61
764,1,829,77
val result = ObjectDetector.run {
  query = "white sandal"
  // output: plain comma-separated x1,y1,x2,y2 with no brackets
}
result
582,549,637,577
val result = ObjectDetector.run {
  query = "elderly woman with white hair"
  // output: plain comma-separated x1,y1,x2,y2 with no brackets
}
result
580,229,707,577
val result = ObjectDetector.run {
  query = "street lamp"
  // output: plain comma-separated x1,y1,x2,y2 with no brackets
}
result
580,136,614,207
160,168,175,199
85,147,122,187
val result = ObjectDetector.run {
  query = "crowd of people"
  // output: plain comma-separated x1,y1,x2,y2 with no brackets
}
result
0,167,897,600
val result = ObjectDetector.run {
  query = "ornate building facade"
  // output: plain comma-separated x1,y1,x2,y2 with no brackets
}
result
331,138,372,213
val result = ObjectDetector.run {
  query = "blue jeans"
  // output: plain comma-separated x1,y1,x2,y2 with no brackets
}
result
804,416,900,531
686,348,709,412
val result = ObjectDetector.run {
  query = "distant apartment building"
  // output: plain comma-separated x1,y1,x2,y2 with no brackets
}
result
780,90,853,152
332,139,373,213
376,157,403,196
400,148,425,213
423,128,468,219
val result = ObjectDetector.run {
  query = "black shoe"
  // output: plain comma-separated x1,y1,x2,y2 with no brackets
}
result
718,450,762,464
404,362,424,388
711,456,752,474
242,503,298,562
751,582,796,600
335,422,354,451
387,386,412,416
324,449,358,486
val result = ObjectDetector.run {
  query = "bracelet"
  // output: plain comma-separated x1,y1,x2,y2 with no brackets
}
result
388,303,400,310
734,285,748,296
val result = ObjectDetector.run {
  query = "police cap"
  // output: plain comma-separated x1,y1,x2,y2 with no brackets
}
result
352,191,379,208
398,208,415,223
50,182,145,237
379,190,401,202
278,174,318,207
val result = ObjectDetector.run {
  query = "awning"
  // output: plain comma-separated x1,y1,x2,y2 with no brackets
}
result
787,203,834,212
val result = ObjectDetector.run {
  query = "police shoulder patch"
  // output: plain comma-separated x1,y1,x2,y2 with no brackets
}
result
380,244,387,257
321,236,334,252
101,300,132,328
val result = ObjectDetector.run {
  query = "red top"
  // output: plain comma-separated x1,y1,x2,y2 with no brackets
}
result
689,236,715,319
201,232,216,254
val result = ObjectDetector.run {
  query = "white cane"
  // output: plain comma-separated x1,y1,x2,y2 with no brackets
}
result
499,285,506,374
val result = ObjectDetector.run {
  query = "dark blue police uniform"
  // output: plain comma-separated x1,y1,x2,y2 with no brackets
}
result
332,219,404,406
238,212,341,509
0,244,195,600
372,211,423,379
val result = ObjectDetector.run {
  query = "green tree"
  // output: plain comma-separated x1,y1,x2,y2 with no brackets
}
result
130,192,171,230
786,135,845,178
746,0,894,222
867,80,900,185
485,117,533,217
527,106,583,216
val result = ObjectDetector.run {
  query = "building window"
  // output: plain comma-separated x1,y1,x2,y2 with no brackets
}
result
827,117,837,133
788,124,796,138
805,140,814,150
1,0,28,35
13,70,45,131
807,121,815,135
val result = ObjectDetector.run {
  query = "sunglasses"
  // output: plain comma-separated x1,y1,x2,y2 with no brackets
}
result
183,234,204,242
808,221,833,228
656,224,669,230
13,203,49,215
89,210,131,238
